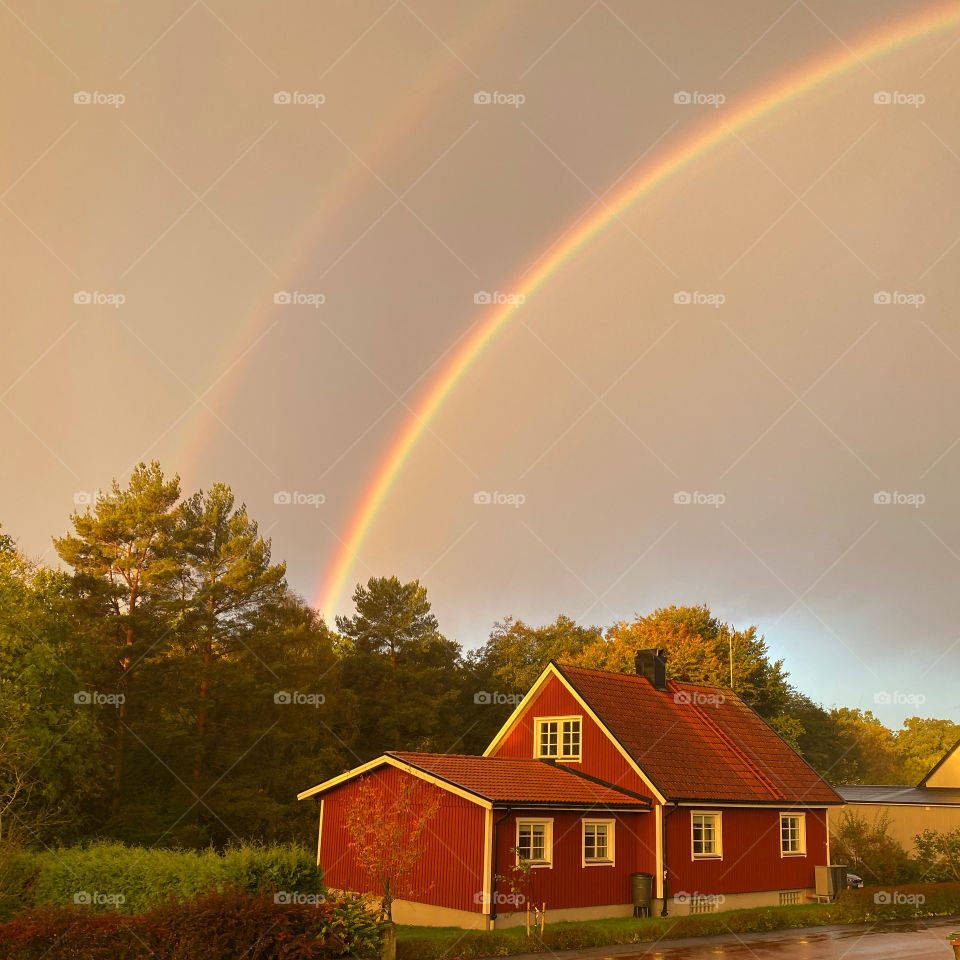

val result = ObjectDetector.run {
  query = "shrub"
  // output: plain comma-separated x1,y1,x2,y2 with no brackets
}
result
835,881,960,921
0,889,383,960
13,841,322,915
829,809,918,884
914,828,960,882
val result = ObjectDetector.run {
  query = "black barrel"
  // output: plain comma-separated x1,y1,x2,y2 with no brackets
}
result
630,872,653,917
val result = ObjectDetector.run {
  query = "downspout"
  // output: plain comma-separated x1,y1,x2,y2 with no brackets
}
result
660,802,679,916
489,806,512,926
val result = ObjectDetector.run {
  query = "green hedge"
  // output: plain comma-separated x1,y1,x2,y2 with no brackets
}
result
3,841,323,918
835,881,960,921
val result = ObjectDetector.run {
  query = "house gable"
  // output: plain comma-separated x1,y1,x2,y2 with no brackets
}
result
482,663,666,803
920,737,960,788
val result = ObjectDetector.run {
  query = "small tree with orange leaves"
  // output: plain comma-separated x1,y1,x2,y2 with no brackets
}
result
343,775,442,922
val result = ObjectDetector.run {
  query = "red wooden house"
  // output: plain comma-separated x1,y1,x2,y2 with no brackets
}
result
299,651,843,928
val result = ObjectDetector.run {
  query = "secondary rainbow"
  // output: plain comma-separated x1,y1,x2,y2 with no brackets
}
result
319,1,960,618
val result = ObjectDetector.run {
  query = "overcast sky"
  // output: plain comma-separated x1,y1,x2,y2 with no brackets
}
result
3,0,960,727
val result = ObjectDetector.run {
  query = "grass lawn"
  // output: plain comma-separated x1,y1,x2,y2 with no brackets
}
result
395,902,838,957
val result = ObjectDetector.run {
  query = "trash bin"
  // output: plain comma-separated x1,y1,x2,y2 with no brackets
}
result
630,872,653,918
948,931,960,959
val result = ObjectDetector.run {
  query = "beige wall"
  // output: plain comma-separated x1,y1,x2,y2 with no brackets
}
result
925,749,960,788
839,804,960,854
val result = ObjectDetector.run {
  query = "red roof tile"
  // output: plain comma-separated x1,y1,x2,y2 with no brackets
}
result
389,752,650,808
556,664,842,805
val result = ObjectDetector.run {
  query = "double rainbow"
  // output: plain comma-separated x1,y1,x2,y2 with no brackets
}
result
319,1,960,618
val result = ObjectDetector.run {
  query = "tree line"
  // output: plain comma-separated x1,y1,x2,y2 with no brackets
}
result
0,462,956,850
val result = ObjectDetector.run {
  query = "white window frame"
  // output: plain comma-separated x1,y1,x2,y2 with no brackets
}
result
534,715,582,762
780,812,806,857
582,818,615,867
516,818,553,868
691,811,722,860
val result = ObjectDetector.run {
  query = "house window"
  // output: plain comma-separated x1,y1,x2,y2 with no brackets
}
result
780,813,806,856
583,820,615,865
535,717,581,760
691,812,722,859
516,819,553,866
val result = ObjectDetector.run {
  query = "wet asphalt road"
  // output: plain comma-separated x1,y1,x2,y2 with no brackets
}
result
510,919,960,960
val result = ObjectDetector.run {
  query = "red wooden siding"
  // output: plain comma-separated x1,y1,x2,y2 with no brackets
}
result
665,807,829,896
490,673,653,798
492,810,651,912
318,765,487,913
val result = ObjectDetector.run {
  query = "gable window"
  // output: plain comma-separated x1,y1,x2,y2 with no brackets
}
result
516,819,553,867
535,717,581,760
583,819,615,866
691,812,722,859
780,813,806,856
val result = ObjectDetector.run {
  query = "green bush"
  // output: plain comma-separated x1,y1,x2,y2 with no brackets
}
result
5,841,323,916
835,881,960,921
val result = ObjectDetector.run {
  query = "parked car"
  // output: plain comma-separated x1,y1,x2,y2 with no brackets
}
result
847,873,864,889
